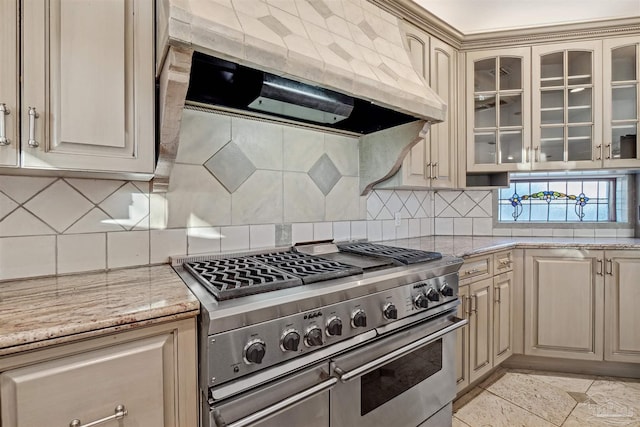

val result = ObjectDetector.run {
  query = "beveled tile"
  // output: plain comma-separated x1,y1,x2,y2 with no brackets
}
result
367,220,382,241
204,141,256,193
455,390,555,427
231,117,283,170
291,222,313,244
65,208,127,234
166,164,232,229
0,192,18,220
24,180,93,233
177,109,232,165
325,133,359,176
65,178,125,204
0,176,55,204
99,182,150,231
0,208,55,237
187,227,222,254
0,236,56,280
107,231,150,269
325,177,360,221
57,233,106,274
350,220,367,240
484,371,577,425
308,154,341,196
220,226,250,252
231,171,283,225
283,126,323,172
249,224,276,249
283,172,324,223
313,222,332,240
332,221,350,241
150,228,187,264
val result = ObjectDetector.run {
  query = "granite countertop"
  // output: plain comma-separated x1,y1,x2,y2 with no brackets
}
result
0,265,199,356
380,236,640,258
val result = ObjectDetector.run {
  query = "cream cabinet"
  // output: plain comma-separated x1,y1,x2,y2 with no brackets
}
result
524,249,604,360
0,0,18,167
603,37,640,168
457,251,514,393
524,249,640,364
378,23,456,189
0,319,198,427
466,48,531,173
531,41,603,170
1,0,154,175
603,250,640,363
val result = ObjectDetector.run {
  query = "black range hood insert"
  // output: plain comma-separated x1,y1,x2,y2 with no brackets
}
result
186,52,418,135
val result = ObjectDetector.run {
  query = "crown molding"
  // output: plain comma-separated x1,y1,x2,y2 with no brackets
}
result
369,0,640,51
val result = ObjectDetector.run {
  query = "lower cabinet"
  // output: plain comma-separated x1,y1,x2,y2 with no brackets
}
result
524,249,640,364
457,250,513,393
0,318,197,427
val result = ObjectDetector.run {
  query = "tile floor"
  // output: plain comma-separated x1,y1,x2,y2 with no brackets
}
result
453,368,640,427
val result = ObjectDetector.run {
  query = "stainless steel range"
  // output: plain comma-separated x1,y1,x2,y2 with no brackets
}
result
172,241,466,427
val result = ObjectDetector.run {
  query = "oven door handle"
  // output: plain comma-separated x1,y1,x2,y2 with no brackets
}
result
332,316,467,383
213,377,338,427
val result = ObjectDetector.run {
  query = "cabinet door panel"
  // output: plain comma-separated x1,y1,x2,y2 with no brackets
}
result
469,278,493,383
0,0,18,167
605,252,640,362
524,250,604,360
456,286,470,392
21,0,153,174
493,272,513,365
1,334,171,427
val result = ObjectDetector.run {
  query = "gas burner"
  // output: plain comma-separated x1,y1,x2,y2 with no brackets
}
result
251,251,362,284
184,257,301,301
337,242,442,265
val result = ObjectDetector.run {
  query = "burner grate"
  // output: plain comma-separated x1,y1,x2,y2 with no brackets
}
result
338,242,442,265
251,251,362,284
184,258,302,300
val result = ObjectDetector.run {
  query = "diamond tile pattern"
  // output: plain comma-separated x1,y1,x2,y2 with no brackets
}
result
205,141,257,193
308,154,341,196
367,190,432,220
0,177,151,236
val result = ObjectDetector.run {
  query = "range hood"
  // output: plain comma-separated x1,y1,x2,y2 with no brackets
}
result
154,0,447,191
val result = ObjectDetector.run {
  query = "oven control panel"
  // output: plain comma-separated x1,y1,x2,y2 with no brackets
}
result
205,272,459,387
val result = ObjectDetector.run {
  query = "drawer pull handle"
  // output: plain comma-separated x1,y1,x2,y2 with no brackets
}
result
69,404,128,427
463,268,480,276
0,103,10,146
28,107,39,147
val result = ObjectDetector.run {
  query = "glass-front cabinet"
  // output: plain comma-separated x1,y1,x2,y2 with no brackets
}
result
466,48,530,172
532,41,602,170
603,37,640,168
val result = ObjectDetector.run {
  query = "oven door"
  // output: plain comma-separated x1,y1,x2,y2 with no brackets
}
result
330,313,466,427
207,362,334,427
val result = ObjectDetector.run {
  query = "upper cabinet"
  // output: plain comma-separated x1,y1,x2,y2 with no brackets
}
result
603,37,640,168
377,23,457,189
0,0,18,167
532,41,603,170
466,48,530,173
1,0,154,176
465,37,640,175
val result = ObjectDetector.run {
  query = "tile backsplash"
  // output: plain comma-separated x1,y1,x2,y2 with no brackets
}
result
0,110,635,281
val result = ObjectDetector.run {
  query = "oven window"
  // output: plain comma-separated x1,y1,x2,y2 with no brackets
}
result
360,339,443,416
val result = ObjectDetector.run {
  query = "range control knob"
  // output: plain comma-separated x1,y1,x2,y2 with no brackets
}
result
351,309,367,328
244,339,266,364
305,326,324,347
326,316,343,336
281,330,301,352
414,293,429,309
383,303,398,320
440,283,454,297
426,288,440,302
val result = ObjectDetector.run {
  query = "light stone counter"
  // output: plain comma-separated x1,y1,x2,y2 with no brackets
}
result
0,265,199,356
381,236,640,258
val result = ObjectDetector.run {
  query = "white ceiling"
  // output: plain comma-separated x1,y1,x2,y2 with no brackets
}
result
411,0,640,34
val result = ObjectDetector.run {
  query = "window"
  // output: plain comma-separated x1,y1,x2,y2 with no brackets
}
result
498,178,620,222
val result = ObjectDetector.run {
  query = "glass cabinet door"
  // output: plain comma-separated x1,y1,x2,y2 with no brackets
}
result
603,38,639,167
468,48,530,172
532,41,602,170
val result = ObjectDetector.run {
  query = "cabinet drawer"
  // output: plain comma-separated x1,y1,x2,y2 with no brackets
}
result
460,255,493,284
1,334,171,427
494,250,513,273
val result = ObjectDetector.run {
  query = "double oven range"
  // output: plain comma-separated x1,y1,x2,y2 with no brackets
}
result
173,241,466,427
